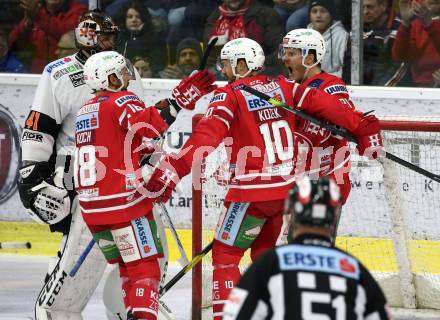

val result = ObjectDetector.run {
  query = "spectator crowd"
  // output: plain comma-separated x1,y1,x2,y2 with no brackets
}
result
1,0,440,86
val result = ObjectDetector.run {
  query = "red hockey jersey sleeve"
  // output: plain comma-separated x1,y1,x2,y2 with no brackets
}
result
293,84,363,132
177,87,237,174
114,92,169,139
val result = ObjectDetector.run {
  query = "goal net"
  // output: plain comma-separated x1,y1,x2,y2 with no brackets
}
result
191,114,440,319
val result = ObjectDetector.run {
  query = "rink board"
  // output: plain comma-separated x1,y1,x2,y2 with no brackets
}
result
0,221,438,275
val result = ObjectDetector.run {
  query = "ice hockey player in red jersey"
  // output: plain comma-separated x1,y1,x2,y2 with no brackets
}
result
74,51,215,320
281,29,361,204
146,38,383,319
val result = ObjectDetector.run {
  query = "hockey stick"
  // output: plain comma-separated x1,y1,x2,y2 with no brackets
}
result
0,241,31,249
199,37,218,70
159,241,213,297
240,84,440,183
69,238,95,277
156,202,189,267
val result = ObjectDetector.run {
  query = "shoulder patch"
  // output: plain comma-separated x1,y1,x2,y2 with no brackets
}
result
53,62,83,80
69,71,85,87
308,78,325,89
276,244,360,280
45,57,73,74
115,95,142,107
78,103,99,116
210,93,226,103
324,84,348,95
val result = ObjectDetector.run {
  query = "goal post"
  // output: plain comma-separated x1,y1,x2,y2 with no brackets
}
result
191,114,440,319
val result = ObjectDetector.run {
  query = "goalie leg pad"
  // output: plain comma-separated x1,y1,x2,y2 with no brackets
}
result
35,200,107,319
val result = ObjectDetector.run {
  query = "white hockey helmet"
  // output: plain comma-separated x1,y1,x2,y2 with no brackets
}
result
281,29,326,69
219,37,265,78
83,51,131,92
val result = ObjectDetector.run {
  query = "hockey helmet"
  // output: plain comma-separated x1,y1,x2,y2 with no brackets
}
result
219,37,265,78
75,10,119,53
83,51,132,92
285,176,341,229
280,29,326,69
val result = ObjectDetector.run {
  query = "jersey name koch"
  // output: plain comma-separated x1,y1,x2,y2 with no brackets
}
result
75,112,99,132
276,245,360,279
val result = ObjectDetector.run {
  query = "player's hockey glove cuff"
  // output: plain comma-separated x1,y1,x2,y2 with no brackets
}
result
171,70,217,110
145,155,190,203
352,115,383,160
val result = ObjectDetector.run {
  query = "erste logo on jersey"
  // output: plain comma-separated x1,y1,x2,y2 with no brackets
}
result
45,57,72,73
324,84,348,95
244,83,285,112
115,95,141,107
276,245,360,279
75,112,99,133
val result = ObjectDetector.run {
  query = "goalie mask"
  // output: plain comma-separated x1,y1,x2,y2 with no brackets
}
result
75,9,119,54
285,176,341,230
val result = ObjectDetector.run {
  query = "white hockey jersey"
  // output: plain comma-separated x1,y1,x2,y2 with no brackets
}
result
21,52,144,163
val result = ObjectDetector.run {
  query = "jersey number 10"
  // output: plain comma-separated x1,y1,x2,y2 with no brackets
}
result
259,120,294,164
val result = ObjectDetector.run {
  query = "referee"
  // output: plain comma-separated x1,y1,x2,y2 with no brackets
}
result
223,176,392,320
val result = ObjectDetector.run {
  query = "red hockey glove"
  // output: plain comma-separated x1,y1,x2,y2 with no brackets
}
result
171,70,217,110
352,115,383,160
146,155,190,203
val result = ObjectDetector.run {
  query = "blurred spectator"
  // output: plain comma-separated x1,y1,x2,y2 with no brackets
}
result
116,0,166,74
132,55,154,78
8,0,86,73
392,0,440,86
0,30,26,73
434,67,440,87
0,1,23,32
343,0,409,85
159,37,202,78
307,0,348,77
167,1,191,46
274,0,309,32
173,0,220,53
204,0,284,75
55,30,76,58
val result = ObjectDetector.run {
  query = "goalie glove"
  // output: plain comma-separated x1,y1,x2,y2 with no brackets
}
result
170,70,217,110
352,115,383,160
18,164,71,225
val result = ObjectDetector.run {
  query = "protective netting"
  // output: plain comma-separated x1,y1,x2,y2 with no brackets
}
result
193,116,440,315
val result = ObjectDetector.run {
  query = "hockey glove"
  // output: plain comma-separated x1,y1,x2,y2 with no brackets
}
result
171,70,217,110
145,155,190,203
18,164,71,225
352,115,383,160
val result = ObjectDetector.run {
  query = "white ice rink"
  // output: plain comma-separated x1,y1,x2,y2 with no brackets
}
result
0,254,192,320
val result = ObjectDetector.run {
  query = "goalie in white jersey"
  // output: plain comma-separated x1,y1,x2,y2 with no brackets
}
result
17,8,216,320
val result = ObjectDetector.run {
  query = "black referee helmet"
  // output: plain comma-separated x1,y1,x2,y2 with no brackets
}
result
285,176,342,229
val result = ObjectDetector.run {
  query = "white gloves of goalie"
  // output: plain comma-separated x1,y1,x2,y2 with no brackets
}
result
19,165,71,225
